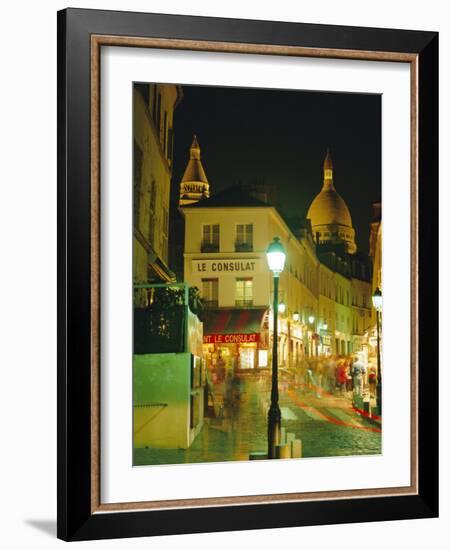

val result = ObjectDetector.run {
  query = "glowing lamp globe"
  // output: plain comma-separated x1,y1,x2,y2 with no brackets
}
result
308,315,315,325
278,302,286,314
293,312,300,322
266,237,286,276
372,287,382,311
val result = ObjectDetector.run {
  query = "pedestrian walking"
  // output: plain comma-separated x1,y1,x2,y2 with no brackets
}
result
368,366,377,396
351,355,366,397
316,360,324,394
336,360,348,394
326,357,337,393
345,358,353,391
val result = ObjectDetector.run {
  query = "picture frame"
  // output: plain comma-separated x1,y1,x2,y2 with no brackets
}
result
57,7,438,541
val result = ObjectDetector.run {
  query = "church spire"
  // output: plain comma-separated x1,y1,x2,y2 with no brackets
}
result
179,135,210,206
189,135,201,159
323,148,335,190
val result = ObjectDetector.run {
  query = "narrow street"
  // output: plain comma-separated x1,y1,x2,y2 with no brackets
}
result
134,372,381,466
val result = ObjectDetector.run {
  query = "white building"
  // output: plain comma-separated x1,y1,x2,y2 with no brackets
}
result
181,187,323,373
178,146,373,375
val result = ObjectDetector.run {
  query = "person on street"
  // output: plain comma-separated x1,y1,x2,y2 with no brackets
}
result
345,358,353,391
336,359,348,394
351,354,366,397
326,357,337,393
368,366,377,396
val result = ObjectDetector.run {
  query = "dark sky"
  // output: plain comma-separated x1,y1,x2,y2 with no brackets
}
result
171,84,381,254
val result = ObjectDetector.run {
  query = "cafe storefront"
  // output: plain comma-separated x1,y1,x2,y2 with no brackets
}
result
202,308,268,380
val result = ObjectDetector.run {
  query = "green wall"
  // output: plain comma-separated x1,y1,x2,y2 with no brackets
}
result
133,353,204,450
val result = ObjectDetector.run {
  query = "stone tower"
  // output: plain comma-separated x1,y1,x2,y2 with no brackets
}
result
179,136,210,206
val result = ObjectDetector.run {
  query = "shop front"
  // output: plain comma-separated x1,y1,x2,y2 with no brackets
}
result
202,308,268,379
319,329,333,356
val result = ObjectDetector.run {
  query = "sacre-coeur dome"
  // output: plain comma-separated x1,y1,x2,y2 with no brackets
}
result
306,149,357,254
307,188,353,228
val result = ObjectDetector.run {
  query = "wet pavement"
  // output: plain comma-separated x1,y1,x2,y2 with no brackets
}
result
134,373,381,466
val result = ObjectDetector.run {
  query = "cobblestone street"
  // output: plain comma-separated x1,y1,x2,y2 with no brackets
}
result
134,372,381,466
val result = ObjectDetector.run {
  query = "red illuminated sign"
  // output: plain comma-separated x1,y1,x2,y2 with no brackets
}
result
203,333,260,344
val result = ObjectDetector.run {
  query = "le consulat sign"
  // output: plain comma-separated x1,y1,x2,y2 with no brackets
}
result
193,259,261,274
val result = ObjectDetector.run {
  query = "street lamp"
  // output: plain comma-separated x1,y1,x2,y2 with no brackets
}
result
372,287,382,415
308,315,316,355
293,312,300,322
266,237,286,458
278,302,286,314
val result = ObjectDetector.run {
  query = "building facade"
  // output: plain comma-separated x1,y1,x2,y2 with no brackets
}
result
179,147,374,377
133,83,182,304
133,85,209,451
368,202,382,375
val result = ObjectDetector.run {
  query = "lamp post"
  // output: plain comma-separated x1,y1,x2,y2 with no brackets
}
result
372,287,382,416
266,237,286,459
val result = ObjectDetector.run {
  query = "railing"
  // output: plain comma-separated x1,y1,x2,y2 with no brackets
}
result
235,299,253,307
133,282,201,354
235,241,253,252
203,299,218,308
201,242,219,253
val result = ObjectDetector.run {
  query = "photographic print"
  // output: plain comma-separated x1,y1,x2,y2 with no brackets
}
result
132,83,383,466
58,9,438,539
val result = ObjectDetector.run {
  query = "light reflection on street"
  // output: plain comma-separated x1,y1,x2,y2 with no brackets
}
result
134,372,381,466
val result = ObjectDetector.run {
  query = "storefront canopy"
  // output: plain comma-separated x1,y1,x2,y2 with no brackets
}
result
203,308,267,336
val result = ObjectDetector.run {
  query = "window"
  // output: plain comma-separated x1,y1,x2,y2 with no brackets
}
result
162,111,167,154
202,279,218,307
202,224,219,252
162,207,169,260
235,278,253,307
235,223,253,251
155,92,161,135
167,127,174,164
162,207,169,234
133,141,143,227
148,180,156,247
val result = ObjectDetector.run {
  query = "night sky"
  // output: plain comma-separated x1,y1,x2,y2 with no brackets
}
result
170,85,381,254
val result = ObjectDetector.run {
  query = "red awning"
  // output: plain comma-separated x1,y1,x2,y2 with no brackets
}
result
203,308,267,336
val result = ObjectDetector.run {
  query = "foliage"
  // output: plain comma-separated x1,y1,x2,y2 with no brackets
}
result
134,285,203,354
